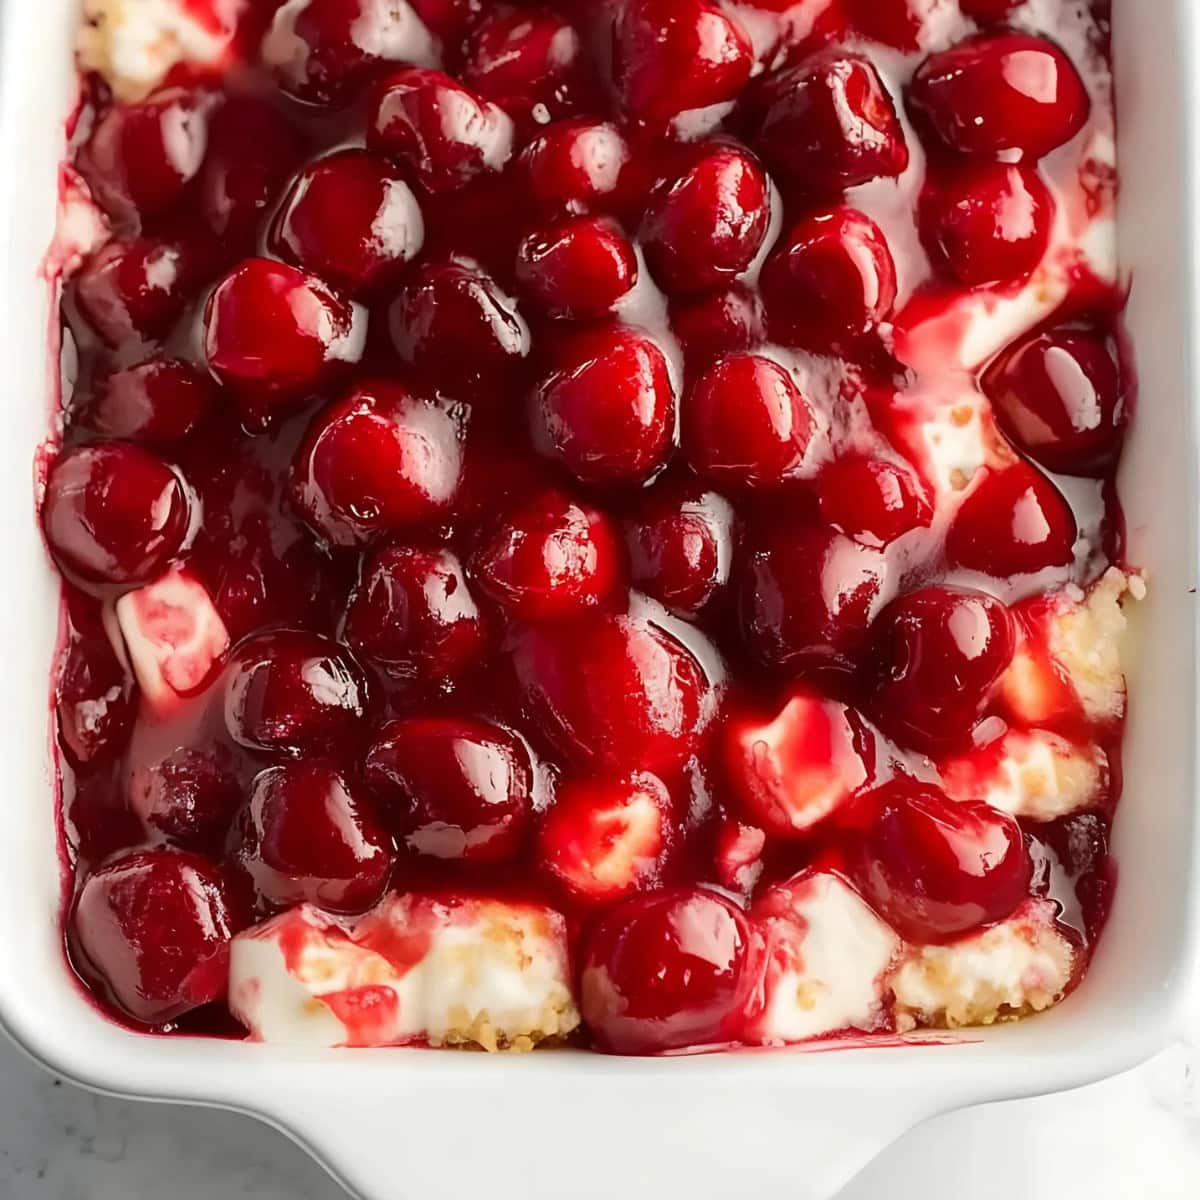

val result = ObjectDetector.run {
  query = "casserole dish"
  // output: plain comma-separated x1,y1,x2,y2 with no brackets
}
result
1,1,1198,1197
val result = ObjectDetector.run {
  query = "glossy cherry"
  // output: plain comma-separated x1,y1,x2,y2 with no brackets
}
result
342,543,488,679
462,5,597,125
203,258,362,429
921,163,1053,287
223,630,372,756
641,145,770,296
625,482,734,617
581,887,760,1053
684,354,815,489
86,357,215,443
519,119,632,215
538,771,673,903
870,585,1015,754
818,455,932,546
845,0,943,49
269,149,424,296
72,848,241,1025
745,54,908,193
739,520,889,677
725,692,873,838
473,489,624,621
982,326,1127,475
79,86,211,220
201,97,307,248
365,717,533,861
129,745,242,853
42,444,190,590
908,33,1090,160
515,216,637,320
389,257,529,397
613,0,753,126
290,380,463,546
367,67,515,194
56,635,136,767
760,208,897,348
262,0,437,105
74,237,205,348
232,761,393,913
510,610,715,771
670,285,764,376
530,325,675,485
945,462,1078,576
959,0,1023,19
851,780,1032,943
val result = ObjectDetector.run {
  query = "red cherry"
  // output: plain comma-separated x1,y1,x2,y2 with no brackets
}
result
982,326,1127,475
818,455,932,546
921,162,1053,287
538,771,672,903
515,216,638,320
613,0,753,125
530,326,675,485
42,444,190,590
72,848,241,1025
960,0,1022,20
510,611,715,771
262,0,437,105
519,119,632,215
87,357,215,443
462,5,598,126
342,544,488,679
367,68,515,194
389,257,529,398
201,97,307,248
129,745,242,854
851,780,1032,942
473,489,624,621
223,630,372,755
670,285,764,377
641,145,770,296
870,585,1015,753
945,462,1078,576
625,481,734,617
409,0,483,39
269,149,424,296
760,207,897,349
75,237,206,348
79,86,212,220
745,54,908,193
203,258,363,430
908,33,1090,160
232,761,393,913
845,0,942,49
365,717,533,861
581,887,760,1053
684,354,815,489
725,692,873,838
56,636,136,767
739,521,888,677
290,380,463,546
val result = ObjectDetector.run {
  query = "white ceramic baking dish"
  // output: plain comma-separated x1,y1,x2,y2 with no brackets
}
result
0,3,1197,1197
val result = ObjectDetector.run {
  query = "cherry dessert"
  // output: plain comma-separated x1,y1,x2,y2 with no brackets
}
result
45,0,1132,1054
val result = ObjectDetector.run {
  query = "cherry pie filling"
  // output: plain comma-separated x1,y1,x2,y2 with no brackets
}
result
45,0,1134,1053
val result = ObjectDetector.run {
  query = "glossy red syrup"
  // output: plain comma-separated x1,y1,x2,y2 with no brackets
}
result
45,0,1129,1052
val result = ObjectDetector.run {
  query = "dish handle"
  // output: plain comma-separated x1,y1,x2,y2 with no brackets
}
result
270,1073,937,1200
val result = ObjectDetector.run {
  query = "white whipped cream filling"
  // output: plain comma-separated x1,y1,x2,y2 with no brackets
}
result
230,896,581,1051
751,871,901,1044
892,899,1075,1029
78,0,242,100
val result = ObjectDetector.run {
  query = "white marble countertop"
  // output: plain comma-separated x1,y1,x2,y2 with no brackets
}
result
2,1032,1197,1199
